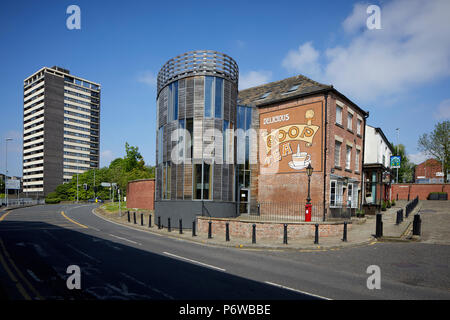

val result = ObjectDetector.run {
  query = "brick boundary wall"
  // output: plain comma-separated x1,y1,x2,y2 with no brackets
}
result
126,179,155,210
197,217,352,241
392,184,449,201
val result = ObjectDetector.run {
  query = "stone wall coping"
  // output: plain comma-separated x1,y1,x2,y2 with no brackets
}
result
196,216,351,225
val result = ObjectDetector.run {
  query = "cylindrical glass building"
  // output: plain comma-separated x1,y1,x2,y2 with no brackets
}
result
155,50,239,223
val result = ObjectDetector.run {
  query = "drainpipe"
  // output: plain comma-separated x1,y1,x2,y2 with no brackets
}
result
361,111,369,210
322,93,328,221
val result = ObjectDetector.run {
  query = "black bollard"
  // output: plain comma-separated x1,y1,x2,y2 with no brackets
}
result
375,213,383,238
396,210,401,225
208,221,212,239
400,208,403,223
413,214,421,236
141,213,144,226
127,211,130,223
158,216,161,229
252,224,256,244
192,220,196,237
225,222,230,242
149,214,152,228
283,224,288,244
342,222,347,242
133,211,136,224
168,218,171,232
179,219,183,234
314,224,319,244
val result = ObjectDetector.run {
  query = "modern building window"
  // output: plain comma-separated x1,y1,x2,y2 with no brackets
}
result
158,127,164,164
204,76,223,118
257,92,271,100
193,162,213,200
168,81,179,122
347,113,353,131
346,146,352,170
215,77,223,118
223,120,229,163
162,163,171,200
334,141,342,167
186,118,193,160
357,119,362,135
336,106,343,125
204,76,214,118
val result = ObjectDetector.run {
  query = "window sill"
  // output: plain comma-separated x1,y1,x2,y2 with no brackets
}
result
335,123,344,129
357,134,362,139
345,168,352,173
347,129,354,134
334,166,342,171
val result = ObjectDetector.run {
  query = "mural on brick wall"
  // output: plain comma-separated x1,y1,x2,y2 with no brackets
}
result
259,101,323,174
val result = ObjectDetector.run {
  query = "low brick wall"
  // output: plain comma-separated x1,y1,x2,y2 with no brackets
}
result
392,184,449,200
197,217,351,240
126,179,155,210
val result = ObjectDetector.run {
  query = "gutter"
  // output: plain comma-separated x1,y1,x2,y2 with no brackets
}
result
323,93,328,221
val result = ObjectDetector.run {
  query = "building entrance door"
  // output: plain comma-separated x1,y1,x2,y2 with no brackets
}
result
239,189,249,214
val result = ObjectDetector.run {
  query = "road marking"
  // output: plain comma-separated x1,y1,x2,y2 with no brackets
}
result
0,244,31,300
66,244,101,263
119,272,174,299
163,252,226,272
108,234,141,245
0,210,12,222
264,281,332,300
60,211,88,229
0,238,44,300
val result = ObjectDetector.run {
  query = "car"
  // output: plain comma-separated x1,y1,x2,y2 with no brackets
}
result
88,197,103,203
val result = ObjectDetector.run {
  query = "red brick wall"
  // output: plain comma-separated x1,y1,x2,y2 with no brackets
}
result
392,184,449,200
197,217,351,240
126,179,155,210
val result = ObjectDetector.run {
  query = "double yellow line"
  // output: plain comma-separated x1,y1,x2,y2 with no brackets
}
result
60,211,88,229
0,238,44,300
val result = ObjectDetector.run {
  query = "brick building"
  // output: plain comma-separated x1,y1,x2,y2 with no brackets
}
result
239,75,368,220
414,159,445,183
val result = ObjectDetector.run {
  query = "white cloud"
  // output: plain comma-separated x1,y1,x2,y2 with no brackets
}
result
342,2,369,34
434,99,450,119
239,70,272,90
282,42,321,79
137,71,157,87
282,0,450,103
100,149,114,167
408,151,428,165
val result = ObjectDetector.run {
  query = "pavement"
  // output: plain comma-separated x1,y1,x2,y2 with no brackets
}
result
94,200,424,251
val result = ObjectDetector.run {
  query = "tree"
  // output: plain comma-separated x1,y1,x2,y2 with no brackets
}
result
418,121,449,183
391,143,415,183
124,142,144,172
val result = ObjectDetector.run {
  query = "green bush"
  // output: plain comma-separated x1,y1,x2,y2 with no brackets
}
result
45,191,61,204
386,200,391,208
381,201,387,211
45,197,61,204
391,199,396,206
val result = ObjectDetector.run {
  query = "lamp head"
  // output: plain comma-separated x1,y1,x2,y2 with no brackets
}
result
306,163,313,176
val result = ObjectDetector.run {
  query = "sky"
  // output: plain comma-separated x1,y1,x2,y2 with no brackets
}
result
1,0,449,177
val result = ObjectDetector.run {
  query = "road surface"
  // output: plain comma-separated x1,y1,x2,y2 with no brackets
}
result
0,204,449,301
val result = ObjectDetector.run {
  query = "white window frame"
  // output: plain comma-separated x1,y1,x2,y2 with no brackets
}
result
355,149,360,172
347,113,353,131
330,180,344,208
335,141,342,167
346,146,352,170
336,106,343,125
357,119,361,135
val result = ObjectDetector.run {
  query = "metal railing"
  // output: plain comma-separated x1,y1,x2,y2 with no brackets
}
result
240,202,324,222
0,198,44,208
157,50,239,95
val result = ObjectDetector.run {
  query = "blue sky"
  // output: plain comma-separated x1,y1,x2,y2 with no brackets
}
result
1,0,449,177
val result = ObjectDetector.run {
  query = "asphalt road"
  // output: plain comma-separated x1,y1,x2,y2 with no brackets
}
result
0,204,449,300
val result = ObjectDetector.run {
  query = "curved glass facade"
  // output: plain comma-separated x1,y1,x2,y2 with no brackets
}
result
155,51,238,216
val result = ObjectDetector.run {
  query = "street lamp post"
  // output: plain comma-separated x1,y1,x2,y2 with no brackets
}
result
305,163,313,222
4,138,13,207
396,128,400,183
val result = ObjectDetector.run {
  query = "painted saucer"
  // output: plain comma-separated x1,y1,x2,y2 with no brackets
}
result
288,159,311,170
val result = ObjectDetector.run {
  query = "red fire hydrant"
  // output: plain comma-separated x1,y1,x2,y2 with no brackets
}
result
305,203,312,222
